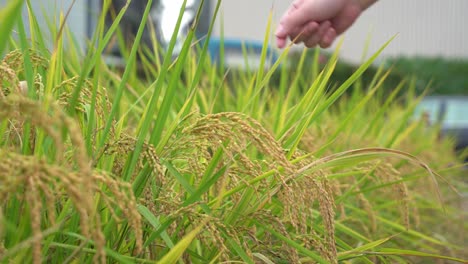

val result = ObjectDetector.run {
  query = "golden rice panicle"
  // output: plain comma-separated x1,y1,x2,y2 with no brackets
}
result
1,49,48,74
0,49,48,97
277,150,338,263
0,95,65,156
331,179,346,219
0,62,19,97
356,187,377,234
0,205,4,254
0,151,104,263
255,211,302,262
103,135,165,179
0,90,101,260
25,170,43,264
102,134,167,217
376,162,411,229
310,177,337,263
0,96,142,262
172,112,341,262
178,112,295,181
54,77,112,126
91,172,143,253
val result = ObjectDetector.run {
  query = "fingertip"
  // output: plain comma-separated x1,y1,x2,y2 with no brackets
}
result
322,20,332,29
276,37,286,49
320,28,336,48
280,3,312,36
308,21,319,27
325,28,336,40
304,21,319,32
275,24,286,37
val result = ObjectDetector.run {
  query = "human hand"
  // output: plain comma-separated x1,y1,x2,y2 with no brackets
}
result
276,0,371,49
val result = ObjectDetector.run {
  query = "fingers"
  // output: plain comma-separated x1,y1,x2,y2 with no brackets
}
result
275,0,351,48
276,0,309,48
330,4,361,35
279,0,309,33
276,20,335,49
276,20,319,49
319,28,336,48
290,21,319,44
303,21,331,48
276,37,287,49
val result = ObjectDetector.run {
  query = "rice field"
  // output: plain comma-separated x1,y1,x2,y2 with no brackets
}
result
0,0,466,263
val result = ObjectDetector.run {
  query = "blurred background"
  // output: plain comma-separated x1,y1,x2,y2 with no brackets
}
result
7,0,468,62
6,0,467,89
218,0,468,153
1,0,467,151
218,0,468,63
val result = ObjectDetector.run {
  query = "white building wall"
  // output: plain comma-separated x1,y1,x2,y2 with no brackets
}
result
213,0,468,63
2,0,466,64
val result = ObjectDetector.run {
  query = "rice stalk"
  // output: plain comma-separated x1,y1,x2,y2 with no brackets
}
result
1,49,48,74
0,95,142,263
165,111,343,262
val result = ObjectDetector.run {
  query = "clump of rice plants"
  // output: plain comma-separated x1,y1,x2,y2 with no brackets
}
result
0,0,466,263
0,80,142,263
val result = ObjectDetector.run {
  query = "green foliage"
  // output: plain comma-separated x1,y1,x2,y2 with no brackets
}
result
0,0,24,55
388,56,468,95
285,49,468,96
0,1,466,263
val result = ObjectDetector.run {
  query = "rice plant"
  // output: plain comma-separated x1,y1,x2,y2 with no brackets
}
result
0,0,466,263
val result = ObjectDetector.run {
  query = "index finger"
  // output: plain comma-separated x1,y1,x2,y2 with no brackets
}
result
276,0,309,48
276,0,311,37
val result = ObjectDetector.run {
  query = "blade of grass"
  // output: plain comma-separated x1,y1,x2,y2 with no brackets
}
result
356,248,467,263
244,8,273,115
121,0,188,181
338,234,397,259
149,18,198,145
385,90,426,148
68,0,131,115
254,220,329,264
306,36,396,139
154,0,223,154
362,79,407,137
137,205,175,249
278,41,344,150
16,13,36,156
25,0,47,52
346,204,461,249
97,0,154,153
314,68,393,155
0,0,24,55
284,50,339,156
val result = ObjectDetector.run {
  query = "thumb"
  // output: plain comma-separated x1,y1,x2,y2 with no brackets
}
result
276,0,309,38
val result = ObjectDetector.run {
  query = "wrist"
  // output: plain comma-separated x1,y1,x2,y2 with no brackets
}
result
357,0,377,10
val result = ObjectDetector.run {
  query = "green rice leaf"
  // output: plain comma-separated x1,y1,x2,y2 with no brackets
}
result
355,248,467,263
137,205,175,248
338,235,396,259
256,220,329,264
157,220,208,264
0,0,23,55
